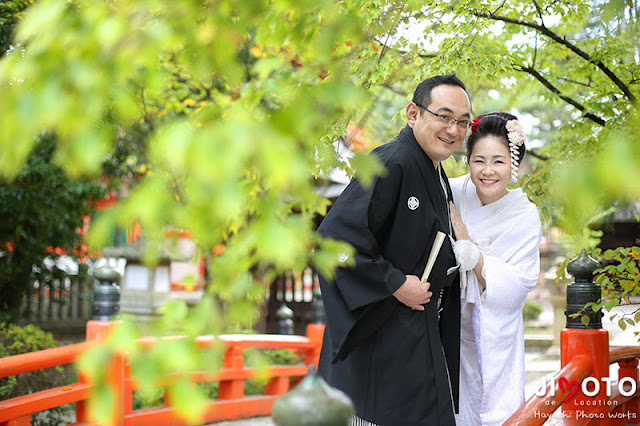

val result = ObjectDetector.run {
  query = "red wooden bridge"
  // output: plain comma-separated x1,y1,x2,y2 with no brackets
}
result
0,321,324,426
0,320,638,425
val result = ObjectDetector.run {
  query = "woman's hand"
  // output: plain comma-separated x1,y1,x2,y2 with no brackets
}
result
449,202,470,240
449,202,486,289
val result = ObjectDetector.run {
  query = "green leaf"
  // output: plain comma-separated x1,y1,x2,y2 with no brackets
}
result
347,152,386,188
157,300,189,330
312,237,355,280
89,383,116,425
254,215,314,270
618,318,628,330
604,299,620,311
167,376,208,424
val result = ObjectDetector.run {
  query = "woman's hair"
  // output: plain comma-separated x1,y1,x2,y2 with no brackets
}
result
466,112,526,165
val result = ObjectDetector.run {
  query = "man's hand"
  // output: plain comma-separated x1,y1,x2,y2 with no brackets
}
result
393,275,432,311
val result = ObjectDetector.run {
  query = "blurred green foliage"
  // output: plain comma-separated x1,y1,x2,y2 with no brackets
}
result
0,323,72,425
591,246,640,334
523,300,543,322
1,0,640,421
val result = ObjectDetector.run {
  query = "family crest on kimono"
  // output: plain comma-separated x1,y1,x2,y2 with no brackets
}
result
449,112,543,426
316,75,472,426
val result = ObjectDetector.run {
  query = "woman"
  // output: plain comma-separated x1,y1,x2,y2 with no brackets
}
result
449,112,542,425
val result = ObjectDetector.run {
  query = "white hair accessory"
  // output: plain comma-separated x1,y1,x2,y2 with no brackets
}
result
505,119,526,184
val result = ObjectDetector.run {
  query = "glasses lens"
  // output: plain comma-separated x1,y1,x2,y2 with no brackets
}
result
439,116,454,126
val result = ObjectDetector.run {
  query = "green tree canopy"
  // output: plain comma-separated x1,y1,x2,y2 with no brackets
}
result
0,134,104,321
0,0,33,54
1,0,639,422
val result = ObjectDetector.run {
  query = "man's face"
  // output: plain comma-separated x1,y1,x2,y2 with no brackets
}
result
406,84,471,167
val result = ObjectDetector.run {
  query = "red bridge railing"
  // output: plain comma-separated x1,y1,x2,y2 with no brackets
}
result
505,249,640,426
505,345,640,425
0,320,325,426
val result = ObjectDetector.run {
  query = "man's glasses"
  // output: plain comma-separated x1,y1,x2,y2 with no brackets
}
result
414,102,471,130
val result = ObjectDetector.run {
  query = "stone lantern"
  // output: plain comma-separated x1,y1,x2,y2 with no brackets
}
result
92,265,121,321
565,248,603,329
102,239,180,318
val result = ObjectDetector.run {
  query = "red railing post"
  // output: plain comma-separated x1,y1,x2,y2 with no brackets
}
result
80,320,124,426
85,320,121,341
122,356,133,426
264,376,290,396
75,368,90,423
304,323,325,368
218,344,245,399
614,358,639,421
560,328,610,419
107,351,126,426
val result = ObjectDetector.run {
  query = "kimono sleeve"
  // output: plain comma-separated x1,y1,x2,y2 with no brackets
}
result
318,156,407,312
481,208,542,311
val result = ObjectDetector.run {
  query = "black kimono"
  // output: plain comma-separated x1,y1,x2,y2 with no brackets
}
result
317,125,461,426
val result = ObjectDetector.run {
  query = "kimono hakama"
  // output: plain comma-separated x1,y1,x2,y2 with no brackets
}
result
450,174,542,426
317,125,461,426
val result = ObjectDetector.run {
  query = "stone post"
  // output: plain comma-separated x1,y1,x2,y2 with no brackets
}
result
310,288,326,325
276,303,294,335
92,265,121,321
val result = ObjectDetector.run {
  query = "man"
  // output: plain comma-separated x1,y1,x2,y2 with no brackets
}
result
317,75,472,426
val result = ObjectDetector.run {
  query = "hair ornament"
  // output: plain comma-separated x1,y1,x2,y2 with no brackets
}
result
505,119,527,184
505,120,526,147
471,118,481,132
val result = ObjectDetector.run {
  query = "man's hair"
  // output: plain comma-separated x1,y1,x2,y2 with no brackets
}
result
412,75,468,109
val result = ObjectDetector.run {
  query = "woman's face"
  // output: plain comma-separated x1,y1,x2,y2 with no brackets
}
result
468,135,511,205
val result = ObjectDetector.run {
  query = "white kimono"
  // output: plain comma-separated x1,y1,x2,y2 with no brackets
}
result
450,174,542,426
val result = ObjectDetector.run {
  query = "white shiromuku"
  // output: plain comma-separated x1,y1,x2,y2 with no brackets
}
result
450,174,542,426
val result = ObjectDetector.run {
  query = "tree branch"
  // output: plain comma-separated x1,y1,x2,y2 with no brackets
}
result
532,33,538,67
417,51,438,59
557,77,592,88
359,68,403,127
491,0,508,16
371,37,437,60
135,83,155,132
527,149,551,161
474,11,638,106
531,0,545,25
516,65,607,126
379,82,408,97
377,4,407,63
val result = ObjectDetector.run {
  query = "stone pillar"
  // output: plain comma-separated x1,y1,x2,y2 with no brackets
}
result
276,303,294,335
92,265,121,321
560,249,609,419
